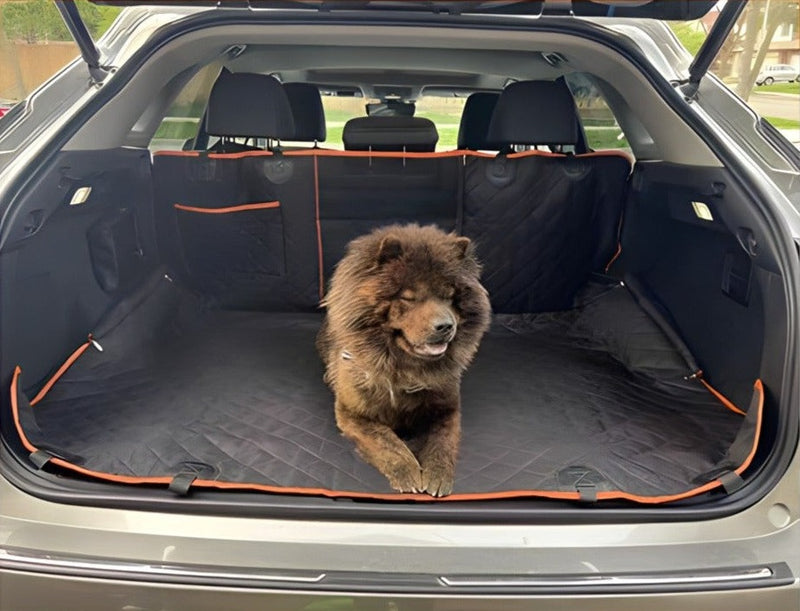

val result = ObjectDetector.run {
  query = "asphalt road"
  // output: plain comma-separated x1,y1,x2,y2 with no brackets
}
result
748,92,800,121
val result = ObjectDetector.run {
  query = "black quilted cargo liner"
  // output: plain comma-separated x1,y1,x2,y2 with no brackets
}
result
9,275,762,503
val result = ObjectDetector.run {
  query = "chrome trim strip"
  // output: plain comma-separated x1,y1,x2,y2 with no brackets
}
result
0,548,326,584
439,567,774,588
0,546,781,593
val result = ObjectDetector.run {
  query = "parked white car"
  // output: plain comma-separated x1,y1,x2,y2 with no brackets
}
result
756,63,800,85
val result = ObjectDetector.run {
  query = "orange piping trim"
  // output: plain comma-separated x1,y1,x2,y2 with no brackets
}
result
734,379,764,475
11,367,36,453
154,148,633,162
506,149,566,159
313,155,324,300
155,148,493,160
700,377,747,416
604,243,622,273
29,339,92,406
12,356,762,504
283,148,477,159
153,150,201,157
174,201,280,214
578,149,635,163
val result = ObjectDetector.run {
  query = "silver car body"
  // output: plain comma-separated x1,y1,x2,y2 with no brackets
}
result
1,5,799,609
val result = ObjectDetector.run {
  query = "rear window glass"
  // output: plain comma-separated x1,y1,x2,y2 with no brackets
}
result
565,74,630,152
318,95,466,151
149,64,220,152
150,75,629,154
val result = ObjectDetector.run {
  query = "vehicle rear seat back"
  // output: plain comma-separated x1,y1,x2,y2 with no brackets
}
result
316,152,461,283
317,114,453,284
153,73,319,310
153,78,629,313
462,79,631,313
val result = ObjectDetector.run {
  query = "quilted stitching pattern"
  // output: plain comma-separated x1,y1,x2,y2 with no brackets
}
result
463,155,629,313
25,287,744,498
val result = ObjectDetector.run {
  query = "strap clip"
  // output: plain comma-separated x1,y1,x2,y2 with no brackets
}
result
169,473,198,496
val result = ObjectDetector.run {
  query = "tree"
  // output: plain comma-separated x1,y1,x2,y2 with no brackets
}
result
1,0,121,43
672,1,799,99
669,22,707,56
0,0,26,99
734,0,799,99
1,0,69,43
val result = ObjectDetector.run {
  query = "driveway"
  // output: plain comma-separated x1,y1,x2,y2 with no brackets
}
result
748,92,800,122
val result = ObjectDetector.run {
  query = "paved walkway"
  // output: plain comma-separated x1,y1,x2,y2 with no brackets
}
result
779,129,800,148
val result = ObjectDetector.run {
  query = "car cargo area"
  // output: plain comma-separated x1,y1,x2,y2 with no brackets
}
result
0,29,788,507
8,271,761,502
0,140,774,505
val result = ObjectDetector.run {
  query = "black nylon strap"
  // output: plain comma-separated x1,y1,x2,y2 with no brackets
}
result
577,484,597,503
29,450,53,470
719,471,745,494
169,473,197,496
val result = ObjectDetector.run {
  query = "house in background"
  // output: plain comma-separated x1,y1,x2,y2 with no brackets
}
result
699,1,800,80
768,17,800,68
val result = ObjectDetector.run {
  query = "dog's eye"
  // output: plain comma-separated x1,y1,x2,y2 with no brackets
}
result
399,291,416,302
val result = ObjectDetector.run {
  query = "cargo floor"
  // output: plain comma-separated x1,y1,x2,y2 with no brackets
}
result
12,276,757,502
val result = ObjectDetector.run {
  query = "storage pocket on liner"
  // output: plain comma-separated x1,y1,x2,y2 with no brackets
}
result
174,201,286,288
87,207,145,293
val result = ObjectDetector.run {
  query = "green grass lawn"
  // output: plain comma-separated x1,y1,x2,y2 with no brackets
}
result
764,116,800,129
325,110,463,126
587,128,629,150
754,82,800,95
153,119,198,140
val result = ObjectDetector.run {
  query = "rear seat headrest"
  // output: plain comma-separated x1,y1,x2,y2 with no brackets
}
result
457,92,501,150
284,83,326,142
487,80,579,147
206,71,295,140
342,116,438,152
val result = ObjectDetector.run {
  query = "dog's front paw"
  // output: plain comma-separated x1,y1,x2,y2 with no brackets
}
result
421,465,455,497
385,456,423,493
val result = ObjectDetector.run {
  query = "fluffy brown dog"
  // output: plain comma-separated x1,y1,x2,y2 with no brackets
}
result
317,224,491,496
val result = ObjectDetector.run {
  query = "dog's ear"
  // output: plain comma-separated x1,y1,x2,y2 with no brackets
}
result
452,236,471,259
377,234,403,264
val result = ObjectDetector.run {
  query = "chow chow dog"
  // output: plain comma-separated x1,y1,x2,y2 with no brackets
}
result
317,224,491,496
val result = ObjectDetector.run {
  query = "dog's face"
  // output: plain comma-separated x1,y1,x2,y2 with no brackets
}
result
323,224,491,373
372,232,474,361
387,282,459,359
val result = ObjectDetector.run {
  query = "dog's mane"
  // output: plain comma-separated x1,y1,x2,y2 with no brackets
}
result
321,225,491,385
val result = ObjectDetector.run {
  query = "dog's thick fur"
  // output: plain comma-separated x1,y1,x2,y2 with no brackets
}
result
317,224,491,496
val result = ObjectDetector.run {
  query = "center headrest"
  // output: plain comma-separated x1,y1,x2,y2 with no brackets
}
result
487,80,579,146
342,116,438,152
206,71,295,140
284,83,327,142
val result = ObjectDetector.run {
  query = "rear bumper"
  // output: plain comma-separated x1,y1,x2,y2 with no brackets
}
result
0,567,797,611
2,423,800,609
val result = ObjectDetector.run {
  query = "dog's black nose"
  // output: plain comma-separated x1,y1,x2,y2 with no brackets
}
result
434,321,454,334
